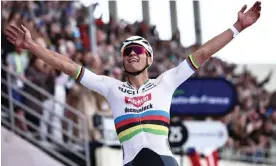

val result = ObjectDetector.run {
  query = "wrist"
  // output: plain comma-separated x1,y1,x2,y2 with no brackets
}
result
27,40,38,51
233,21,245,32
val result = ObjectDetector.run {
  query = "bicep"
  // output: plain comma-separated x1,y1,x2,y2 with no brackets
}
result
78,67,115,97
162,58,197,90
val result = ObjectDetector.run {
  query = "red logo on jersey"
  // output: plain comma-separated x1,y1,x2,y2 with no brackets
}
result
125,93,152,107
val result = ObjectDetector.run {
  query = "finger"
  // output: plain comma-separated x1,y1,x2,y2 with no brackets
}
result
10,24,24,34
240,4,247,13
6,27,17,37
7,38,16,45
253,2,261,12
249,1,261,12
21,24,29,33
6,29,17,40
256,6,261,12
253,1,261,8
251,6,261,17
10,24,21,34
6,32,16,41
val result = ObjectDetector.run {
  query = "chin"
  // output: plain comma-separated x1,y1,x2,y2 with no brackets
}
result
126,65,143,72
126,68,139,73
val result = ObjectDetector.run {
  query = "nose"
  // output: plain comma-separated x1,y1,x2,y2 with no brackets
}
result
129,50,137,57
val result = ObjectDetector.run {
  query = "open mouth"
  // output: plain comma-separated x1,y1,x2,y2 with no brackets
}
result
129,58,139,63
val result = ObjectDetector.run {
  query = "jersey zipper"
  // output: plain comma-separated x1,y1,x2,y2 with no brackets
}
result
136,87,144,147
127,80,150,148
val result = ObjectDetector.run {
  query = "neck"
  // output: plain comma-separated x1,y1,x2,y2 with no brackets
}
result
127,71,149,90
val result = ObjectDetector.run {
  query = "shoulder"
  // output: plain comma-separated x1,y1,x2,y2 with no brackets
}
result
93,71,123,88
102,75,122,85
154,72,166,85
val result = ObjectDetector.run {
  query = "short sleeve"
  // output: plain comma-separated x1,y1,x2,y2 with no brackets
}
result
161,58,198,90
77,67,118,98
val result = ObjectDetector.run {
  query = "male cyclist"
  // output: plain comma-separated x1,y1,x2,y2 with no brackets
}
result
5,2,261,166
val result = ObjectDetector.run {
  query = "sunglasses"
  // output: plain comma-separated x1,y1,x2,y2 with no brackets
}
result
122,45,147,56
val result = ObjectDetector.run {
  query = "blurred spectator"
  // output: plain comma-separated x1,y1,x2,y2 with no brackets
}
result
71,51,84,65
6,46,29,132
24,57,55,134
50,71,68,144
64,83,82,142
78,88,99,140
112,67,123,80
94,93,112,117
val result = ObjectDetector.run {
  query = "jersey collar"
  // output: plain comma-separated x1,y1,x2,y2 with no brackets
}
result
127,79,150,92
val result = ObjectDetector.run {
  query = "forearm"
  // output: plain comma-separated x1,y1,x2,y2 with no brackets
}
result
28,41,78,77
193,21,244,65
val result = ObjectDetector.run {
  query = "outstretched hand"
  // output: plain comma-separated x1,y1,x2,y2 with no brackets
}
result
237,1,261,30
5,24,33,50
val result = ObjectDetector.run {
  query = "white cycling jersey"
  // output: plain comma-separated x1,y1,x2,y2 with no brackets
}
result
77,58,197,164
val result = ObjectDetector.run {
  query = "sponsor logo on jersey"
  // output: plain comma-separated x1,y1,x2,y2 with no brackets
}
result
122,84,133,89
125,93,152,107
145,83,154,88
119,86,135,95
125,103,153,113
142,84,156,92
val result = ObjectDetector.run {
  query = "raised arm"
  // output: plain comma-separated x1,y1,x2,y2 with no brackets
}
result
162,1,261,90
191,1,261,67
5,24,78,77
5,24,118,97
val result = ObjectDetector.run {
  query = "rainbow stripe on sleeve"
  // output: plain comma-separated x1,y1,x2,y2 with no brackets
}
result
114,110,170,143
75,66,85,81
187,54,199,71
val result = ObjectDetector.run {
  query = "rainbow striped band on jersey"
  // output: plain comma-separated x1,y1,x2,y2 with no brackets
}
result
187,54,199,71
114,110,170,143
75,66,85,81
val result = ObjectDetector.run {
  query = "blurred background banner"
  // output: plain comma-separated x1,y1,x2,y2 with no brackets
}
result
100,115,120,146
171,78,237,116
182,121,228,154
168,121,228,155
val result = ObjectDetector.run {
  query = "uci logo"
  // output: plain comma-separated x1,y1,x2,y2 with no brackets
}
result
119,87,135,95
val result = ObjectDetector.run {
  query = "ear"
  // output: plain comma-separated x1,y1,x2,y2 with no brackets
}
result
147,55,153,66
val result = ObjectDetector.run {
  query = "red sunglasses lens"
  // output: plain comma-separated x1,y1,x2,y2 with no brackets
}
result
123,46,146,56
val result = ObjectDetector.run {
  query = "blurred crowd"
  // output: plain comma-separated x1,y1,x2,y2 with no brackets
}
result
198,58,276,163
1,1,276,164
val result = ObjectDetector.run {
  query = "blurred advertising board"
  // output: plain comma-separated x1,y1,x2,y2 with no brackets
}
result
171,78,237,116
169,121,228,155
